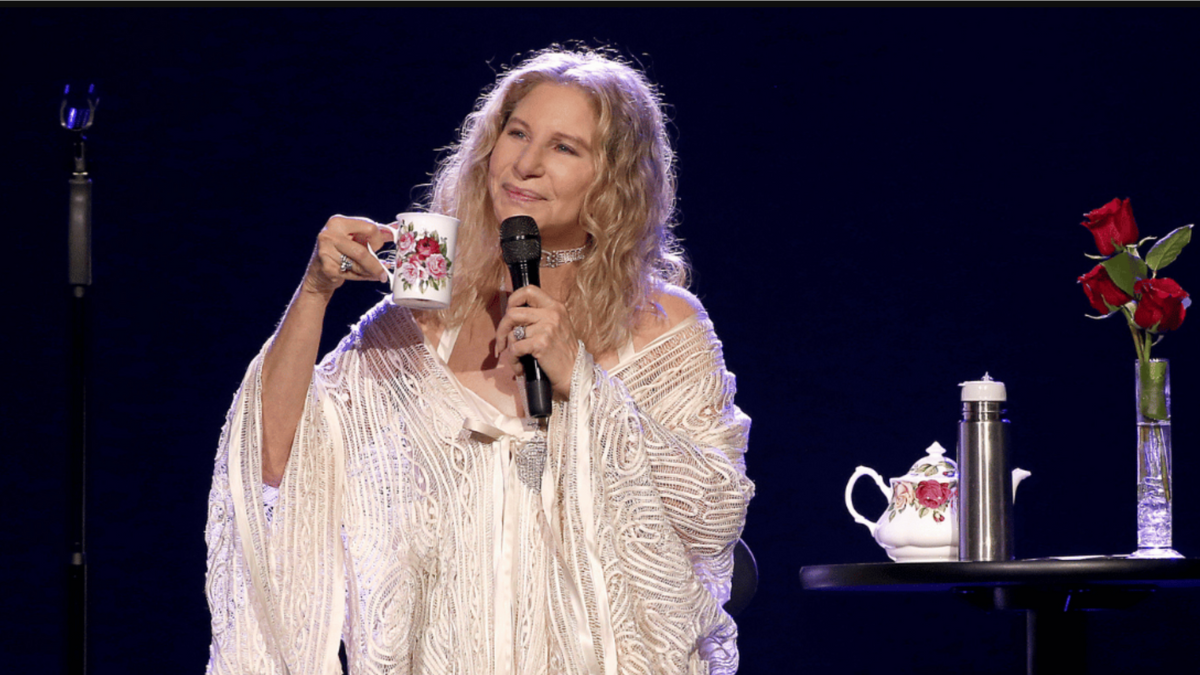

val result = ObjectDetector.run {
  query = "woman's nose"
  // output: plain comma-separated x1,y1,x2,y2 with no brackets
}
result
514,146,544,179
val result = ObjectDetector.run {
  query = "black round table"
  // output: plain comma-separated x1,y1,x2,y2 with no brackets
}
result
799,557,1200,675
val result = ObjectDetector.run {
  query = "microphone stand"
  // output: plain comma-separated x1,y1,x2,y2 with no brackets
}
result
61,83,97,675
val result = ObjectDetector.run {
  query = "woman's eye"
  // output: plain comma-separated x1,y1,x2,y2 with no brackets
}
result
507,129,527,140
556,143,577,155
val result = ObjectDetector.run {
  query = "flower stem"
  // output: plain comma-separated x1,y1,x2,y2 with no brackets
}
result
1159,424,1172,503
1127,313,1147,365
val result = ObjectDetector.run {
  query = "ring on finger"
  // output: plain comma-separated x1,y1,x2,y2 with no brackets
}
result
339,254,354,273
512,325,526,341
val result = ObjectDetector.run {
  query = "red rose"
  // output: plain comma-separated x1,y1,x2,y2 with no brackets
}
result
415,236,439,259
914,480,951,509
1133,278,1189,332
1082,198,1139,256
1078,263,1133,314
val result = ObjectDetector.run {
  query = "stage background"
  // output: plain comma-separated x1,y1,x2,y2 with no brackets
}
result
5,7,1200,674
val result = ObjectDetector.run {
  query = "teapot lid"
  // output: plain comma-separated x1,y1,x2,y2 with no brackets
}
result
897,441,957,483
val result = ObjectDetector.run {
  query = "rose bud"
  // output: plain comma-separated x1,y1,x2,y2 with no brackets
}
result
1133,277,1190,332
1082,197,1139,256
1079,263,1133,314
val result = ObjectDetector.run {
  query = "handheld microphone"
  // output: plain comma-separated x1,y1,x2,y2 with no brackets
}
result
499,215,553,418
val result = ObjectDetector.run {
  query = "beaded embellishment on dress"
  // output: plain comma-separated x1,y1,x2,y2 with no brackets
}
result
517,432,547,492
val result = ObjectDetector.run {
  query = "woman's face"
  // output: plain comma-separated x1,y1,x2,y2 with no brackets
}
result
488,83,598,244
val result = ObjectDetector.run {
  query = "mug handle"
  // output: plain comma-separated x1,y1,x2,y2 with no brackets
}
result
844,466,888,535
374,221,399,286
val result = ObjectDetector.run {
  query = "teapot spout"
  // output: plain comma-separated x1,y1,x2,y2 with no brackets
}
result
1012,468,1031,502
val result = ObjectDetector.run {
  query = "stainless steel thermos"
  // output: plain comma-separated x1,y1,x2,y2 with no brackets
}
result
957,374,1013,561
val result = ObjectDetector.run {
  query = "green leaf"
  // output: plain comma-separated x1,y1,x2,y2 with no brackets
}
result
1101,252,1148,296
1146,224,1193,271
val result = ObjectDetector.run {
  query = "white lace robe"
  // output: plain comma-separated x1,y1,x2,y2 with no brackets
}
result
205,300,753,675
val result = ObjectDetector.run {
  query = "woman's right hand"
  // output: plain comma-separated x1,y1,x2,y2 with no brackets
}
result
302,215,395,298
262,215,394,486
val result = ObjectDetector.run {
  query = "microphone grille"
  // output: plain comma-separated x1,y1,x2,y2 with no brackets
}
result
500,216,541,265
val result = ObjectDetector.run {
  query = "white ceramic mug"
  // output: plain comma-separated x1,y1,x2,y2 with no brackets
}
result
384,212,459,309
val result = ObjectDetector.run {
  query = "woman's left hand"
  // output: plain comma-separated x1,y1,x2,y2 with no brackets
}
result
495,285,580,400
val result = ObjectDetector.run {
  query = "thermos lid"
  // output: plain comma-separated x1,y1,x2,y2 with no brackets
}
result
960,373,1007,401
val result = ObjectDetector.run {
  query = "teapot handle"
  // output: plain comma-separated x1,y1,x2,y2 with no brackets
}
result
845,466,889,535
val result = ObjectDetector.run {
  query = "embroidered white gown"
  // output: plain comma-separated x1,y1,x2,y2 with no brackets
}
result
205,300,753,675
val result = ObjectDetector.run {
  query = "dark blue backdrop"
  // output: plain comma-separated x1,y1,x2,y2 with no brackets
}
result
5,7,1200,674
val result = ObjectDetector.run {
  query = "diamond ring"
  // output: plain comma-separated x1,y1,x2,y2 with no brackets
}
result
512,325,526,341
339,254,353,273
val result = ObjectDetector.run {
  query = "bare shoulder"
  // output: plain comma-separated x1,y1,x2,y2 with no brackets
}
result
631,284,705,350
655,284,704,325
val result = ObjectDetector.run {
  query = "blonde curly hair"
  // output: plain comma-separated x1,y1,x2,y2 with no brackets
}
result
420,46,689,356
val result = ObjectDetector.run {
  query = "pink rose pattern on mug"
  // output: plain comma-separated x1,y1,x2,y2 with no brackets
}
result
392,219,452,292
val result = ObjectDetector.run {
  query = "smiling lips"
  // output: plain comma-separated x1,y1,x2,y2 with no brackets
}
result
502,184,544,203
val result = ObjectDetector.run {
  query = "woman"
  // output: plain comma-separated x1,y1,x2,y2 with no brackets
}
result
206,47,753,675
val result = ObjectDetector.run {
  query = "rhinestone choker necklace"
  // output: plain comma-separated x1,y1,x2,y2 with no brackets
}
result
540,244,588,268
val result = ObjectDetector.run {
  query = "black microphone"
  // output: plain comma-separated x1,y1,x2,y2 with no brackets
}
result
499,215,552,419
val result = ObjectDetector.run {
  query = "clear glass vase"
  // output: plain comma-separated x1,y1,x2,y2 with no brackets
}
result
1131,358,1183,558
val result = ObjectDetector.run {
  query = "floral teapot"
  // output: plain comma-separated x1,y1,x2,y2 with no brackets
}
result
844,442,1031,563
